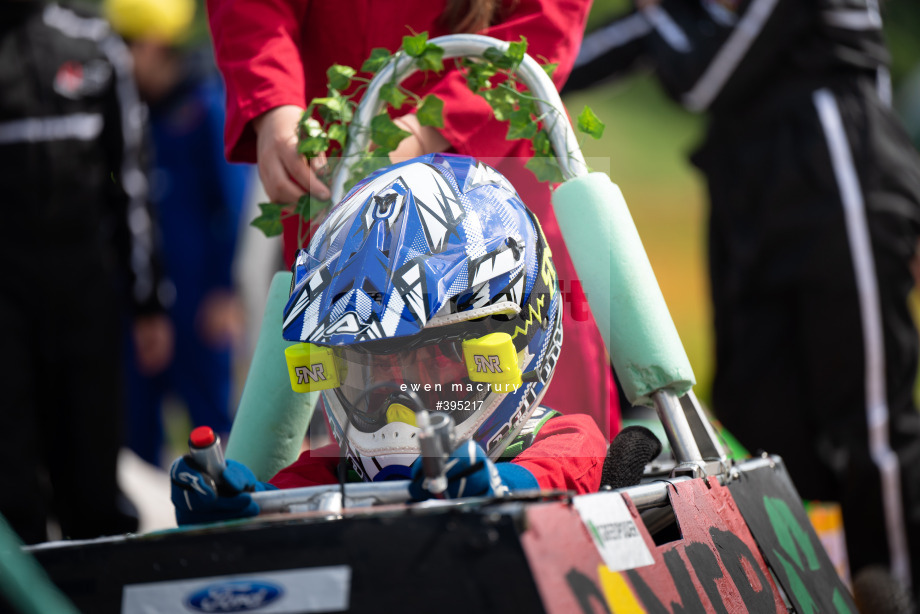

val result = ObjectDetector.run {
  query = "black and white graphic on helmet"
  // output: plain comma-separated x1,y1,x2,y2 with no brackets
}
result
470,245,521,287
283,265,332,332
288,162,478,342
464,161,516,194
323,312,371,337
394,260,428,326
407,165,464,253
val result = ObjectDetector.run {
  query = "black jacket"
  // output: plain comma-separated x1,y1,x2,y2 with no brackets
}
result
0,0,165,314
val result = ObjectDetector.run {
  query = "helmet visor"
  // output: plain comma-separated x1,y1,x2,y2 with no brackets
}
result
333,339,491,432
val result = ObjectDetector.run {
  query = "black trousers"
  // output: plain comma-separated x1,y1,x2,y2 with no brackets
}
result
0,249,137,544
697,78,920,597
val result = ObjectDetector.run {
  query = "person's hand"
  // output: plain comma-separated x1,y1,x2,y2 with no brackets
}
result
170,456,275,525
389,114,450,163
253,105,331,203
409,440,511,500
196,289,245,350
133,313,174,376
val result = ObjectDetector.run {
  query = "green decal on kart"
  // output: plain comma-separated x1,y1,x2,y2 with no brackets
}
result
726,460,856,614
765,495,852,614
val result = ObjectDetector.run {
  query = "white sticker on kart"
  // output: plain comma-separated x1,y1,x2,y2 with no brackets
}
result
121,565,350,613
573,491,655,572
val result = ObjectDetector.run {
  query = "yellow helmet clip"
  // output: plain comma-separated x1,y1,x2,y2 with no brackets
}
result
462,332,523,392
284,343,340,393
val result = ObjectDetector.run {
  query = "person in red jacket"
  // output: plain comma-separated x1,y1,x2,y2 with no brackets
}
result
205,0,619,440
170,155,606,524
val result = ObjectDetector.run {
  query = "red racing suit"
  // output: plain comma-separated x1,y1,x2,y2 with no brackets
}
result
271,412,606,495
207,0,620,438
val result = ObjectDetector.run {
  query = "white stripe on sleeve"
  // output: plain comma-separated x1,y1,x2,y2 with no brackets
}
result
0,113,103,144
575,13,653,68
682,0,780,112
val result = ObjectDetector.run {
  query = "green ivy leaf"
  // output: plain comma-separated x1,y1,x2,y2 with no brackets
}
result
361,48,392,73
310,97,335,114
403,32,429,57
297,135,329,156
516,96,537,117
251,202,285,237
370,113,411,152
525,155,564,184
577,105,605,139
292,195,310,219
481,87,517,121
327,122,348,146
482,47,506,68
416,95,444,128
506,107,537,141
293,194,330,222
380,82,408,109
532,129,553,156
299,117,324,138
542,62,558,78
483,37,528,70
506,36,528,67
312,94,353,123
297,117,328,156
415,44,445,73
327,64,356,91
462,60,497,91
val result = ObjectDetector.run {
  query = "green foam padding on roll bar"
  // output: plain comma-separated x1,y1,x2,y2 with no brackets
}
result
226,271,317,481
0,514,79,614
552,173,695,406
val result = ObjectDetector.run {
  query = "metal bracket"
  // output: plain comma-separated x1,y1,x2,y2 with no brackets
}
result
652,389,730,479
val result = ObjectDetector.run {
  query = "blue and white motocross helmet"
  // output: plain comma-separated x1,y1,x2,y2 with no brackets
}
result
282,154,563,481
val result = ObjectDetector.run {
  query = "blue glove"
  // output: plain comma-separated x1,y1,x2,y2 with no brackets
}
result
170,456,276,526
409,440,538,501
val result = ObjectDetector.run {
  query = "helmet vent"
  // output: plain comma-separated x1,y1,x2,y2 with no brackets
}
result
363,279,384,306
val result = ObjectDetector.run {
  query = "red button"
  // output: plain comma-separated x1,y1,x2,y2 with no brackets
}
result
190,426,216,448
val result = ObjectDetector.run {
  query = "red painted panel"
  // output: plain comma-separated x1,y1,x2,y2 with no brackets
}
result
521,501,610,613
622,478,786,613
521,478,787,613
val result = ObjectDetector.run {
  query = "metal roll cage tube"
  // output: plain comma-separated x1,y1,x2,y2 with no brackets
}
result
330,33,588,201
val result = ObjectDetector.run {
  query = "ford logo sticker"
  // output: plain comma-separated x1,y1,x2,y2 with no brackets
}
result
186,580,283,612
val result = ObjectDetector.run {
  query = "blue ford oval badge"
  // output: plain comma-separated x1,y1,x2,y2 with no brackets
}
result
186,580,282,612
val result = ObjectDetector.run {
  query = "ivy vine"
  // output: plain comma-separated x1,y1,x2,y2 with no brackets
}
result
251,32,605,246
